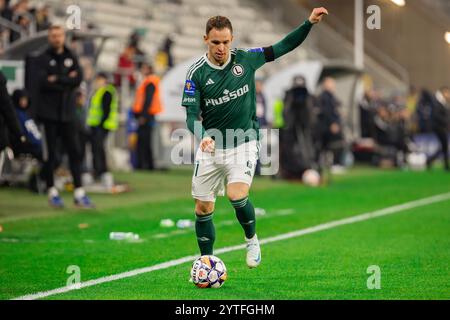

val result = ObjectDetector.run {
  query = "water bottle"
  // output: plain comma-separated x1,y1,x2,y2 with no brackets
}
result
160,219,175,228
255,208,266,216
176,219,194,229
109,232,139,241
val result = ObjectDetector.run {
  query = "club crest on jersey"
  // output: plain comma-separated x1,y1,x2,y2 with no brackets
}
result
231,64,244,77
184,80,196,96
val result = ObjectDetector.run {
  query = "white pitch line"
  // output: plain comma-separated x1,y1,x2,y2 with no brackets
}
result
12,192,450,300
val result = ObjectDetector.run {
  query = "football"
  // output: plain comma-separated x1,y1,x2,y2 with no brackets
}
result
190,255,228,288
302,169,321,187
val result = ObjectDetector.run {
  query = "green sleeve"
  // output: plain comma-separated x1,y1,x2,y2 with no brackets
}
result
272,20,313,60
181,72,207,140
245,48,267,70
186,104,207,140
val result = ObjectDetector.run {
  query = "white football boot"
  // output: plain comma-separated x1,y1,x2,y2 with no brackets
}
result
245,234,261,268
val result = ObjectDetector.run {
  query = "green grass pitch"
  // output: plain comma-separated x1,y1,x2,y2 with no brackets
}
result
0,166,449,300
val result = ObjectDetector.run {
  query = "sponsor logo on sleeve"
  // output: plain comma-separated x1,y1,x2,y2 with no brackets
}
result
184,80,196,96
183,97,196,104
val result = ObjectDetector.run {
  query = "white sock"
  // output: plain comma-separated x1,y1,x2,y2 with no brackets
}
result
74,187,85,199
48,186,59,198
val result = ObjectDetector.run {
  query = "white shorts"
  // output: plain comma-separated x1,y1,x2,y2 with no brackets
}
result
191,140,260,202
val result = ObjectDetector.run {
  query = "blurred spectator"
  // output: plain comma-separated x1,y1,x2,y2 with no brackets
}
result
427,87,450,171
272,98,284,129
126,108,139,169
11,89,42,160
0,0,12,37
68,35,83,57
79,57,95,90
390,93,410,147
132,63,163,170
163,35,174,69
406,86,419,112
11,0,33,40
114,44,136,88
0,0,12,22
316,77,345,167
279,75,316,179
404,85,419,134
9,13,30,43
373,101,410,167
0,70,24,153
255,79,268,127
373,105,392,147
35,25,94,208
129,30,146,69
12,0,29,15
34,3,50,32
359,88,378,138
155,34,174,73
86,72,118,182
0,0,13,53
254,78,267,176
82,23,97,60
74,90,89,172
416,89,434,133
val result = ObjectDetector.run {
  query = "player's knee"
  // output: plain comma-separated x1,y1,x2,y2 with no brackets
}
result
226,185,249,201
195,200,215,215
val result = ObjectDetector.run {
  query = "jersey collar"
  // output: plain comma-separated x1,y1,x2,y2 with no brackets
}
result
204,51,232,70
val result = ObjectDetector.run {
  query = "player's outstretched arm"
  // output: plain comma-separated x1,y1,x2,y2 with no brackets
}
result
271,7,328,60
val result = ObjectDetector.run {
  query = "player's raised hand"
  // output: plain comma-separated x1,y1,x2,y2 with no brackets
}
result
309,7,328,24
200,136,215,153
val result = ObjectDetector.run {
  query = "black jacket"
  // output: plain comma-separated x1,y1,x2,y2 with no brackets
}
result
318,90,341,130
432,94,449,132
0,71,23,151
35,45,83,122
283,86,313,130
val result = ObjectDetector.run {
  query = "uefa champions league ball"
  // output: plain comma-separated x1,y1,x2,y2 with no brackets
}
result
190,255,227,288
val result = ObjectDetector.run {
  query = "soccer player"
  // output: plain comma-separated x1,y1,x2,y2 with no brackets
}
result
181,8,328,268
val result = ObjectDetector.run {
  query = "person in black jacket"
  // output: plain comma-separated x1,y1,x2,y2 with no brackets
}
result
0,71,25,153
86,72,118,182
134,62,159,170
36,24,94,209
416,90,434,133
280,75,316,179
316,77,345,167
11,89,42,160
427,87,450,171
